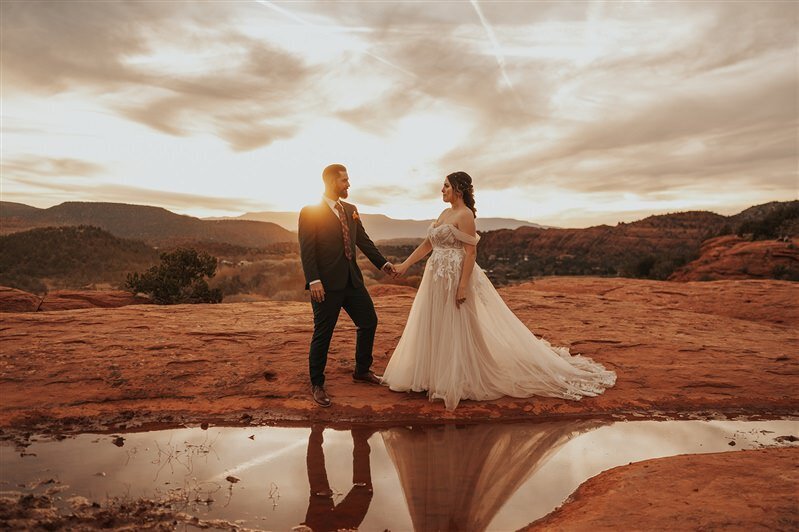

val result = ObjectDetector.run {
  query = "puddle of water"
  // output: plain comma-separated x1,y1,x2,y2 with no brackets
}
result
1,419,796,531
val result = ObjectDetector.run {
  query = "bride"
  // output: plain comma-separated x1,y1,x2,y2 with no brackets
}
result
382,171,616,410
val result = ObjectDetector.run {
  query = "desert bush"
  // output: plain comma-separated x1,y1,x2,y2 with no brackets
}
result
633,256,656,277
125,248,222,304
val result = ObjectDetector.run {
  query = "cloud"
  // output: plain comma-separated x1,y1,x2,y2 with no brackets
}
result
456,66,798,195
1,1,167,91
5,175,265,213
427,2,799,201
296,1,588,30
334,89,418,135
1,2,315,151
308,2,557,135
351,180,459,215
2,155,265,212
87,183,267,212
1,155,105,178
310,1,797,204
2,1,796,225
215,121,298,153
351,185,414,207
333,33,551,136
117,36,315,150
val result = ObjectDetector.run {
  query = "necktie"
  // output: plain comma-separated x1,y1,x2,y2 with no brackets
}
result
334,202,353,260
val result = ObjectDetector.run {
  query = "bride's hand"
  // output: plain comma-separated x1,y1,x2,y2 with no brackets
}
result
455,286,467,308
394,262,409,277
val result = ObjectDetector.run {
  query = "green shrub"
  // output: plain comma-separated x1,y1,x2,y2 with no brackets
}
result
125,248,222,304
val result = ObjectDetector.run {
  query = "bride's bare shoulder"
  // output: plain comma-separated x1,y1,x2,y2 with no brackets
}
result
453,208,476,234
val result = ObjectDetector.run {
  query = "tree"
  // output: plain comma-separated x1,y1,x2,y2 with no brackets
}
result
125,248,223,304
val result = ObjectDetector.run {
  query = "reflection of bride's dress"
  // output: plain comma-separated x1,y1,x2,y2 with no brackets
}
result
382,223,616,410
382,420,604,532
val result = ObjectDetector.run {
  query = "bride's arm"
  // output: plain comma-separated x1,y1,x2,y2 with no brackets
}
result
456,214,477,308
396,238,432,275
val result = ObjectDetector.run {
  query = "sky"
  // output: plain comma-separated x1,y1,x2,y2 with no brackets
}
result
1,1,797,228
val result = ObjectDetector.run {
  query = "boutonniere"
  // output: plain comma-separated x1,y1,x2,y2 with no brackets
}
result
352,210,360,222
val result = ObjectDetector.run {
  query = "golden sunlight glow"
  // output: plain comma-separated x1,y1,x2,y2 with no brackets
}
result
1,2,795,227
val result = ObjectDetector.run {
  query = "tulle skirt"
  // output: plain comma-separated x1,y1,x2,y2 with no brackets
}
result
382,252,617,410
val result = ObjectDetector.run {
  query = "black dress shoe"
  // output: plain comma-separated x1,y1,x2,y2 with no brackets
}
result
311,385,331,407
352,370,382,385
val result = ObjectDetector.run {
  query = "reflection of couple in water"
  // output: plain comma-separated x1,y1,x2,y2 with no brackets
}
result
300,419,605,532
301,425,375,532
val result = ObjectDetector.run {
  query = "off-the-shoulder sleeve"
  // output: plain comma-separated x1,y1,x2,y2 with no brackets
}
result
450,225,480,246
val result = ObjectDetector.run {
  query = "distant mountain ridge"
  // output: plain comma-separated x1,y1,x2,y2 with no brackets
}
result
477,201,799,282
207,210,546,240
0,200,795,294
0,201,41,217
0,201,296,248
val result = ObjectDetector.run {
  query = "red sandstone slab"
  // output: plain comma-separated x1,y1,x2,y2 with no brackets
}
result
0,278,796,431
521,447,799,531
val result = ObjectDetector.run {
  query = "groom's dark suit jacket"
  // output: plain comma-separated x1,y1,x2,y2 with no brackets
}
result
298,200,387,290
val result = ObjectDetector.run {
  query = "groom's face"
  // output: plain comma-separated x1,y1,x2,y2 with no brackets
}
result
333,170,350,199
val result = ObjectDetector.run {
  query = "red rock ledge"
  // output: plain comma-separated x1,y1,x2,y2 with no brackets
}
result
521,446,798,531
0,277,795,432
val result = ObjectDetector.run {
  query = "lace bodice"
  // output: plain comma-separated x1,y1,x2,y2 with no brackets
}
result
428,223,480,249
427,223,480,286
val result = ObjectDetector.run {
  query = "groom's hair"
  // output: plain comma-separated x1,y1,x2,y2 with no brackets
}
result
322,164,346,183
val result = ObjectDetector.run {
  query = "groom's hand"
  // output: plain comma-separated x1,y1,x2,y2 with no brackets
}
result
382,263,396,277
309,281,325,303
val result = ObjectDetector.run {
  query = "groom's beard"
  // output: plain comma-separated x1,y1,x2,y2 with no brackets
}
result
338,189,349,199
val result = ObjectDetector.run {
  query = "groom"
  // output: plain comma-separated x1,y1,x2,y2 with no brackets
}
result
298,164,395,407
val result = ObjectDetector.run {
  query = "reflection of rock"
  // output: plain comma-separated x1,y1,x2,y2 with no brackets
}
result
382,420,605,532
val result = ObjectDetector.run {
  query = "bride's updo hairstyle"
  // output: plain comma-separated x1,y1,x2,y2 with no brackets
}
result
447,171,477,218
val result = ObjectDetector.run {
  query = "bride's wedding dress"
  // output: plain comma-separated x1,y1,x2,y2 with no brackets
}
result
382,222,616,410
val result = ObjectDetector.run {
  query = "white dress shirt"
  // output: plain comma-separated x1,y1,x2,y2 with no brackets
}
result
322,195,343,216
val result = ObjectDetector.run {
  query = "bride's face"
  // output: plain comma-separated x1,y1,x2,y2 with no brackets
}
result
441,178,454,203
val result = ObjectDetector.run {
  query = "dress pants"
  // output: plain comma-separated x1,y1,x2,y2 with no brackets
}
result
309,276,377,387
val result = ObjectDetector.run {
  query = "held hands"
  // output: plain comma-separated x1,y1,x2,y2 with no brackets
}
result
392,261,410,278
382,262,397,277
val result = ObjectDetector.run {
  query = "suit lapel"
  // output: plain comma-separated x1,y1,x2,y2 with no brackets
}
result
321,200,355,253
320,200,339,228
